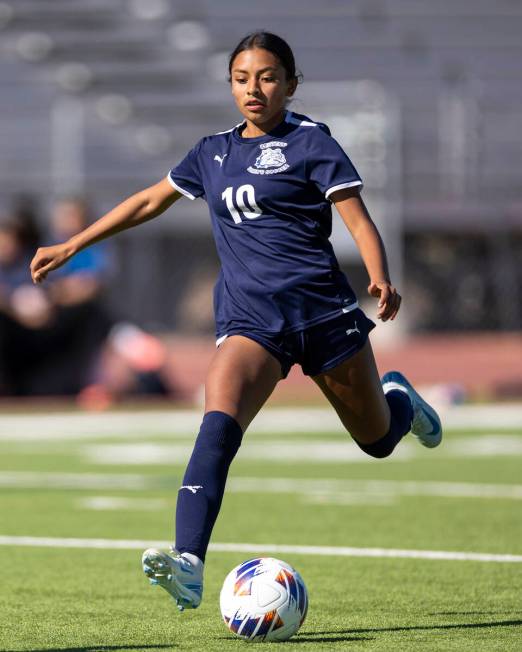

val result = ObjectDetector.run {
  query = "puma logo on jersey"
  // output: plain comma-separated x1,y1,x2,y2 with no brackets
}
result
180,485,203,494
214,154,227,166
346,322,360,337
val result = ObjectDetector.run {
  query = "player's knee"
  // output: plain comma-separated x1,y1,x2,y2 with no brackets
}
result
196,410,243,455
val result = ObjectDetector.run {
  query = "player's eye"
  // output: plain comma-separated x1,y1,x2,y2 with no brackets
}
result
262,77,275,82
235,78,247,84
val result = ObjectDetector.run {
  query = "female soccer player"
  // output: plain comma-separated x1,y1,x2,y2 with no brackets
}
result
31,32,442,611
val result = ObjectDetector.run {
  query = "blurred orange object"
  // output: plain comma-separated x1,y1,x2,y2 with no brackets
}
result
109,322,167,372
76,383,113,411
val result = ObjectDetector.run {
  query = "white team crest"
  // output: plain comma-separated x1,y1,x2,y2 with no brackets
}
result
248,141,290,175
255,148,285,169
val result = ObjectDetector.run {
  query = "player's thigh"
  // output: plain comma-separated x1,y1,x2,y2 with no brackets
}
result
205,335,282,432
312,340,390,444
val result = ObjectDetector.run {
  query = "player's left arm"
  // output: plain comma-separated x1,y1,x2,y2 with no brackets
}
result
330,187,401,321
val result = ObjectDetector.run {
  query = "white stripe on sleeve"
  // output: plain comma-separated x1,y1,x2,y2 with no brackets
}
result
166,175,196,200
325,180,363,199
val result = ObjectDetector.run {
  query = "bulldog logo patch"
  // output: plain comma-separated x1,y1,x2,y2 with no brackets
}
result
248,141,290,175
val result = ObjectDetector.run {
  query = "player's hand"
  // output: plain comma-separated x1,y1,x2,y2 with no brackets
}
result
368,281,401,321
30,243,73,284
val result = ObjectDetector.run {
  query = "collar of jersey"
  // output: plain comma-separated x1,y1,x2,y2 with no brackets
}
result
232,110,294,144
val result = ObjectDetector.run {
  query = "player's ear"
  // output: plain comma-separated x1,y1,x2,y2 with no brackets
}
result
286,77,298,97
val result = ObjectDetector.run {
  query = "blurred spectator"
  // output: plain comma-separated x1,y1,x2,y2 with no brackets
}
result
0,196,45,330
47,196,113,308
1,196,180,403
11,195,42,251
49,198,177,405
0,197,113,396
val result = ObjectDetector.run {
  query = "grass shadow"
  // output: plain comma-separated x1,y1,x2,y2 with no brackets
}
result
285,635,374,644
310,618,522,636
217,617,522,644
428,611,509,616
1,646,175,652
219,635,374,644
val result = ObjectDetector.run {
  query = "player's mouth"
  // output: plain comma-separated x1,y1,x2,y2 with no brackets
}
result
245,100,266,112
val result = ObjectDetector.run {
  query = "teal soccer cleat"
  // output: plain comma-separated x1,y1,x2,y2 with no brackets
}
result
381,371,442,448
142,548,203,611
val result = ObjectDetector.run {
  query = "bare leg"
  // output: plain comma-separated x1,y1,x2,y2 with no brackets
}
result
205,335,283,431
313,340,390,444
173,335,283,565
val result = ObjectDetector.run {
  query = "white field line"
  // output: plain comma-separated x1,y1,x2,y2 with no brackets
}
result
0,535,520,563
304,493,396,505
83,441,413,465
2,471,522,501
82,435,522,466
77,496,169,511
0,405,520,441
227,477,522,500
0,471,153,490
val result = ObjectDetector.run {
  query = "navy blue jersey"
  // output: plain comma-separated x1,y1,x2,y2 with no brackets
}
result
167,110,363,337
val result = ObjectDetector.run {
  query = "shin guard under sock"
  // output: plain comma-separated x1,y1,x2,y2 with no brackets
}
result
175,411,243,561
355,389,413,459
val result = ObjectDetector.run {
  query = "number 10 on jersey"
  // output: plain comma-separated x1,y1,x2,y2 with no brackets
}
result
222,184,262,224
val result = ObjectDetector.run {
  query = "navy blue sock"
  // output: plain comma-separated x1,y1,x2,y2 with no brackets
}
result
175,411,243,562
355,390,413,459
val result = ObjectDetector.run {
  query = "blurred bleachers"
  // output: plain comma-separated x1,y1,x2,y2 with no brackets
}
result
0,0,521,332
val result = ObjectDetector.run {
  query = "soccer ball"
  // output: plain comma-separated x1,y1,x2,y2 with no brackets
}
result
220,557,308,642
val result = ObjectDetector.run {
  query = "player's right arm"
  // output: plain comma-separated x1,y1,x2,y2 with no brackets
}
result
31,178,182,284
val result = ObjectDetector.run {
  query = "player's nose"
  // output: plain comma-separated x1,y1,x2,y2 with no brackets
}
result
246,81,261,96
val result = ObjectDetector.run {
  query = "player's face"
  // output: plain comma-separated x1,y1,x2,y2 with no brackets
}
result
230,48,296,135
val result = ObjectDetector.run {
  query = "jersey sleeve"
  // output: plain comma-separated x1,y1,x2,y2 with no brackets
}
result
167,139,205,200
307,127,363,200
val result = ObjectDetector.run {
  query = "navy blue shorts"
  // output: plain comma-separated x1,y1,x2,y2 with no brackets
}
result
217,307,375,378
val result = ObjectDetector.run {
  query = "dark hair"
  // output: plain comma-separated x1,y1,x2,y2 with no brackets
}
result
228,31,301,83
9,195,42,249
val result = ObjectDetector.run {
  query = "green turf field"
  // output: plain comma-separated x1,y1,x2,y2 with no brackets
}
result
1,407,521,651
